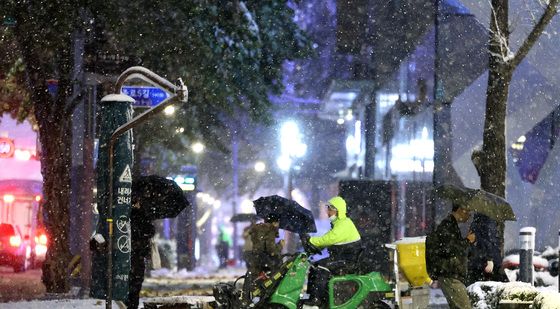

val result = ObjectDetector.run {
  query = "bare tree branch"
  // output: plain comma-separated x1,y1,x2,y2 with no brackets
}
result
488,0,514,63
511,0,558,68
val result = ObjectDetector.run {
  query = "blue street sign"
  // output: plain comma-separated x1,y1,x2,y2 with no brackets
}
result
121,86,169,108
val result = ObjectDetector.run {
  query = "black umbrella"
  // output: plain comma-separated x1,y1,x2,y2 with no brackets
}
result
436,184,516,221
230,213,259,223
252,195,317,233
132,175,190,220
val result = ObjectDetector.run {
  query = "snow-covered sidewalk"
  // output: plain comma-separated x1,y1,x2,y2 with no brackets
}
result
1,296,215,309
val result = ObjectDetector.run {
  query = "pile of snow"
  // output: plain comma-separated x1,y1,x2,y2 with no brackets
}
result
468,281,560,308
532,290,560,309
3,299,121,309
468,281,505,308
540,246,559,260
499,282,539,303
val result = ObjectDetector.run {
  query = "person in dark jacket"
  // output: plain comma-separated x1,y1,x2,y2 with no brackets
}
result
426,203,475,309
467,214,507,285
216,225,232,269
126,202,156,309
302,196,362,308
242,215,284,300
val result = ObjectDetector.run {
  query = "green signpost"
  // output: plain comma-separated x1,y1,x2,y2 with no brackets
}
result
92,94,134,301
90,66,187,308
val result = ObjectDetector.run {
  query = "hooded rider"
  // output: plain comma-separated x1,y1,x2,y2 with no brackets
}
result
303,196,361,307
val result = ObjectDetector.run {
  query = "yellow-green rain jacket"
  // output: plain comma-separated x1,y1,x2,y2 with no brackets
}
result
310,196,361,248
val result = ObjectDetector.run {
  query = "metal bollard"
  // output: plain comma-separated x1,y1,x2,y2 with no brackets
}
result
519,227,536,284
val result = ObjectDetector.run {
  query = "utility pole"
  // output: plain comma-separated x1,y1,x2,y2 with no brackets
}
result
231,130,239,263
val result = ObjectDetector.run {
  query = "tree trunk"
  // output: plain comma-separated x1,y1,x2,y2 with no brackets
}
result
13,6,78,291
479,0,512,256
38,115,73,293
481,70,511,198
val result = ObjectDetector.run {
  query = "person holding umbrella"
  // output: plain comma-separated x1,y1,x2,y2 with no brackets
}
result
426,203,476,309
128,175,189,309
301,196,361,308
435,183,516,288
242,214,285,300
126,200,157,309
467,214,507,285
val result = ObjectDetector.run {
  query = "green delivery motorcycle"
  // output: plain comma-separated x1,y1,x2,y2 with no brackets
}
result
212,240,394,309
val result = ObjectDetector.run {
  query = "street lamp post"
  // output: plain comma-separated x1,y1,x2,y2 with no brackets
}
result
232,132,239,262
277,120,306,252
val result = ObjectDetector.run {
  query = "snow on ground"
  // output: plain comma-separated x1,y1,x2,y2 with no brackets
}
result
468,281,560,309
3,265,558,308
2,299,123,309
150,265,246,280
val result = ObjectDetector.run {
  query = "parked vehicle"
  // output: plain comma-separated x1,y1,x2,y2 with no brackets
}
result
502,248,559,286
0,117,46,270
0,223,30,272
0,180,46,269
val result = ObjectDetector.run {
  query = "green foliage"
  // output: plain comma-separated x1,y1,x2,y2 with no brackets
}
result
468,282,545,309
0,31,31,122
468,282,504,308
109,1,312,182
500,284,539,303
0,58,32,122
1,0,311,136
111,0,311,150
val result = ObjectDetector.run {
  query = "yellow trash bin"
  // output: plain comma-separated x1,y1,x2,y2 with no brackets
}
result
395,237,432,287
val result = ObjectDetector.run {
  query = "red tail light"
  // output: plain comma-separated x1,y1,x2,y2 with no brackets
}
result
35,234,48,245
9,235,22,247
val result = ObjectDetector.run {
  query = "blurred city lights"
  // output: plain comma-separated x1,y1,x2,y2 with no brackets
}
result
163,105,175,115
277,156,292,172
191,142,204,153
14,149,32,160
254,161,266,173
344,109,353,121
279,121,307,159
277,120,307,174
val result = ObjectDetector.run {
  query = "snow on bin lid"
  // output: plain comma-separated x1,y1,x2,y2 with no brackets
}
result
395,236,426,244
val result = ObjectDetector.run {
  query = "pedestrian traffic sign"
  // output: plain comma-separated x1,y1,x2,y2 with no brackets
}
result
121,86,169,108
119,165,132,183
